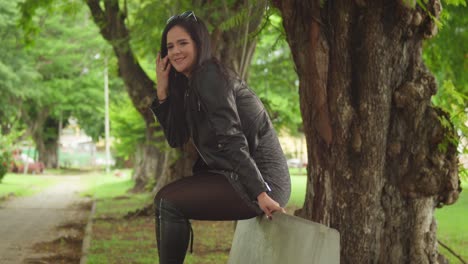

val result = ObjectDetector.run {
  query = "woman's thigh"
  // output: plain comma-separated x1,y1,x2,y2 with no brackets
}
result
155,172,259,221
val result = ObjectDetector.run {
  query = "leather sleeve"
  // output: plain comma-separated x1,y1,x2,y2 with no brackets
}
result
194,63,270,201
149,95,189,148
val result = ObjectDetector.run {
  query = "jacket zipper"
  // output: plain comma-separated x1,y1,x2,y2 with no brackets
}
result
187,87,208,164
193,138,209,165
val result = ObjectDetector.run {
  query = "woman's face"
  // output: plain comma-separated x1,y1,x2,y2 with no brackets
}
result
166,25,197,77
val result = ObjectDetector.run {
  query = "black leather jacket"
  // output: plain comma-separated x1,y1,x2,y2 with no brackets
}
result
150,61,290,213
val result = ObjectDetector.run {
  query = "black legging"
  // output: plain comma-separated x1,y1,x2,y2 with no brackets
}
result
154,172,261,263
154,171,260,220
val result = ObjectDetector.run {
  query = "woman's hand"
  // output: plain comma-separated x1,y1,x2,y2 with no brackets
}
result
156,52,171,101
257,192,286,220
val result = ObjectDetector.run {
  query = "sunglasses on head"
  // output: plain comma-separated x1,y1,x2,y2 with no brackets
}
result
166,11,197,24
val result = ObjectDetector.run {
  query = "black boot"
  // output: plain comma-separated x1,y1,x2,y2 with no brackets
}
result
155,198,193,264
155,202,161,253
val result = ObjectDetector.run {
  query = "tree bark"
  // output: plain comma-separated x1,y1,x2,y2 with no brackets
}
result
21,106,59,168
153,140,198,194
36,136,58,168
36,116,59,168
272,0,461,263
204,0,267,79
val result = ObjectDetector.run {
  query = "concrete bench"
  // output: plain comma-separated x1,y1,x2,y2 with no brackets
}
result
228,213,340,264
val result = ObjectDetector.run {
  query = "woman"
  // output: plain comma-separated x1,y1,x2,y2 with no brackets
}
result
150,11,291,264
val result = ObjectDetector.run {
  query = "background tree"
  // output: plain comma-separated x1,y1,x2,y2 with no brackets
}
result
18,3,110,168
272,0,462,263
85,0,271,192
0,0,38,136
248,11,302,136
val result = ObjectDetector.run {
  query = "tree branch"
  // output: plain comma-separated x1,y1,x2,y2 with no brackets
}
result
85,0,154,119
86,0,108,39
438,239,467,264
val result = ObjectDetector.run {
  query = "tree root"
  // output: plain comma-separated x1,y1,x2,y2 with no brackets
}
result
123,203,154,219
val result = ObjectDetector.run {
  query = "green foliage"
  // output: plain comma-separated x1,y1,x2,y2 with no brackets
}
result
109,95,147,162
248,11,302,136
128,0,180,60
218,2,266,33
436,108,459,154
0,0,40,131
18,0,82,43
0,131,23,182
0,148,11,182
424,2,468,179
71,57,125,141
404,0,466,27
26,7,107,154
12,0,119,157
442,0,467,6
16,0,173,168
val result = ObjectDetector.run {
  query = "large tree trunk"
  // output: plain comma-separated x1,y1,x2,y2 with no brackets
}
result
273,0,461,263
22,106,59,168
35,117,59,168
131,124,165,190
36,137,58,168
153,140,197,194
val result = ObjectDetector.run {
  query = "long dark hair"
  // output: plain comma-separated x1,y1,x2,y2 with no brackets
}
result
160,15,213,97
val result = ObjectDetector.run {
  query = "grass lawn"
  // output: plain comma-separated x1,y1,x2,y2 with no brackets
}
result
435,180,468,263
0,173,59,200
288,174,307,207
84,171,467,263
289,175,468,263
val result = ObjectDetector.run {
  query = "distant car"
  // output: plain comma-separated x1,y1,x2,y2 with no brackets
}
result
11,162,45,174
287,158,303,168
10,150,45,174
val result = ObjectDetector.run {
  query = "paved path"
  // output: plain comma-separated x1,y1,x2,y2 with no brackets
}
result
0,175,89,264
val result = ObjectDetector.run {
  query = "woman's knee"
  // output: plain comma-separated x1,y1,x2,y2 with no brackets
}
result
154,192,162,206
156,198,187,222
153,177,188,207
154,182,174,208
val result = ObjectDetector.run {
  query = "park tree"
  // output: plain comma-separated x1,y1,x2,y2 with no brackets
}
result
248,11,302,136
0,0,39,136
0,0,28,173
18,4,110,168
20,0,269,190
2,0,123,169
272,0,462,263
84,0,270,191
